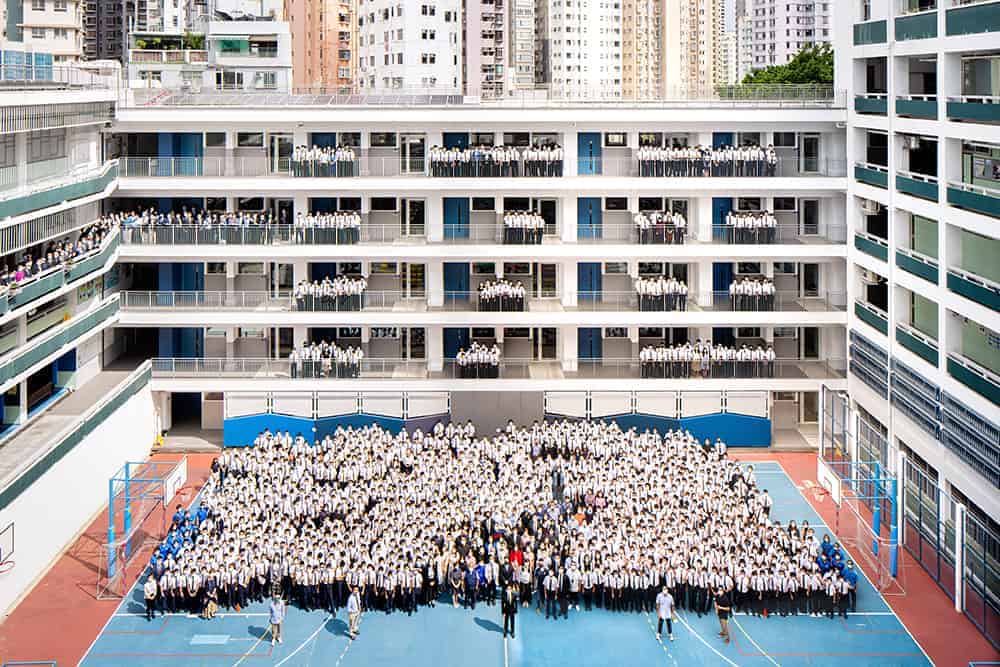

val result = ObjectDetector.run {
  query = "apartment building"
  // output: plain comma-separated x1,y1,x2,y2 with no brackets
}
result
284,0,357,91
463,0,506,98
534,0,622,99
662,0,725,95
18,0,85,61
750,0,833,69
621,0,662,99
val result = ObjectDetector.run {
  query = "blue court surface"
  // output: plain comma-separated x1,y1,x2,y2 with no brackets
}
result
81,461,932,667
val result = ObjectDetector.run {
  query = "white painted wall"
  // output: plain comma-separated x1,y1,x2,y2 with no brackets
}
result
0,384,157,617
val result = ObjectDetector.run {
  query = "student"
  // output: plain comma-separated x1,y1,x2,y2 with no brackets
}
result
268,596,286,646
347,587,362,639
714,587,732,644
501,585,518,639
655,585,675,642
143,575,159,621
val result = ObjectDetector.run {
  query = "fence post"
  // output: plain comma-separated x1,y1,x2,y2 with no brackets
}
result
954,503,965,613
872,461,881,555
107,477,116,577
897,450,906,548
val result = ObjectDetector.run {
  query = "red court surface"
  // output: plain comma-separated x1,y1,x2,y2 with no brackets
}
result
0,452,215,667
0,450,996,667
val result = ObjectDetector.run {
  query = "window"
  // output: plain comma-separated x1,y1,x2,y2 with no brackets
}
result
237,262,265,275
27,129,66,162
504,328,530,338
31,27,45,39
472,328,495,339
638,197,663,212
605,328,627,338
774,262,796,274
604,197,627,210
370,263,398,274
773,132,796,147
639,132,663,147
737,197,762,212
773,197,797,211
421,4,435,15
604,132,626,147
472,132,494,146
421,53,436,65
253,71,277,90
372,327,399,338
370,132,397,147
236,132,263,147
340,132,361,147
53,0,67,9
604,262,628,274
206,262,226,274
472,197,495,211
370,197,397,211
737,262,762,274
31,0,43,9
206,132,226,148
216,71,244,90
737,327,762,338
139,70,162,83
503,262,531,275
472,262,496,274
237,197,264,211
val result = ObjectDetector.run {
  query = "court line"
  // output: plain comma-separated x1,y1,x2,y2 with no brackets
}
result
231,625,272,667
273,613,330,667
334,632,352,667
643,613,678,667
733,611,894,617
731,616,779,667
673,612,739,667
503,634,509,667
113,612,270,617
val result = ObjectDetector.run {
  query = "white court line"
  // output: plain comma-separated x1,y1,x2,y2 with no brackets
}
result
231,624,271,667
334,631,353,667
673,612,739,667
503,635,509,667
113,612,270,618
732,616,780,667
273,613,331,667
643,613,678,667
733,611,894,617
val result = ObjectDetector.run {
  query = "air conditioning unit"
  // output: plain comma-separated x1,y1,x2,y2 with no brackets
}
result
860,199,880,215
859,269,882,285
904,136,921,151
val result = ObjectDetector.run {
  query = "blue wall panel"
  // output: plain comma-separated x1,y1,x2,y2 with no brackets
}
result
224,412,440,446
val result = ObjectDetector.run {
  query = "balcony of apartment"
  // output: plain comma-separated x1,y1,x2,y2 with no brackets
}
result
896,287,941,366
855,132,890,188
946,226,999,310
854,15,888,45
128,49,208,65
947,141,1000,218
946,312,999,404
947,53,1000,124
855,200,890,262
896,55,938,119
897,134,940,202
896,212,940,283
945,0,1000,36
855,58,888,116
855,273,890,336
0,160,117,223
896,1,939,40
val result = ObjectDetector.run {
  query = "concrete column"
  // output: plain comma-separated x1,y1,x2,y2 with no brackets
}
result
695,197,713,242
561,196,577,243
564,132,578,176
561,259,577,308
16,381,27,424
293,193,308,217
292,259,309,284
15,133,26,188
293,325,308,347
427,326,443,372
226,261,237,293
696,262,713,308
293,129,308,146
426,260,443,308
560,324,578,372
426,196,443,243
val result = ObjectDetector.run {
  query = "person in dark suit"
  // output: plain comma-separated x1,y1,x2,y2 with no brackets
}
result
502,585,518,639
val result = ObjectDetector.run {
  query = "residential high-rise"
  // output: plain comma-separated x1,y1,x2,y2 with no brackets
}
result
750,0,832,69
662,0,725,95
622,0,662,99
357,0,462,92
735,8,753,82
720,29,737,84
534,0,621,99
285,0,357,91
18,0,86,61
506,0,535,94
462,0,505,98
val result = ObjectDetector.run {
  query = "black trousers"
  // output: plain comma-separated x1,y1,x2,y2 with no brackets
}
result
657,617,672,635
504,612,516,636
145,597,156,620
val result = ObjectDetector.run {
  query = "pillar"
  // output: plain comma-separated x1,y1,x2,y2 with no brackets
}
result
695,197,713,243
427,326,443,372
426,260,443,308
560,324,578,372
561,259,577,308
561,196,577,243
426,196,443,243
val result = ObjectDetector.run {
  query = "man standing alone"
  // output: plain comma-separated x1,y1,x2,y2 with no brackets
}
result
347,586,362,640
269,595,286,646
714,586,732,644
655,585,675,641
143,575,159,621
501,585,518,639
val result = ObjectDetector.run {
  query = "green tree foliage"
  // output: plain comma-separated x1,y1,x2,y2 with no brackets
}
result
741,44,834,85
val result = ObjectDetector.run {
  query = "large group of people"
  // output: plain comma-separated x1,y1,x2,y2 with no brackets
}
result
636,143,779,178
634,211,687,245
1,218,118,294
289,341,365,378
728,278,777,312
116,208,293,245
142,420,860,634
477,279,527,312
502,211,546,245
293,276,368,312
639,342,777,378
722,211,780,244
294,211,363,244
456,341,501,378
291,145,359,178
429,144,563,178
634,276,688,312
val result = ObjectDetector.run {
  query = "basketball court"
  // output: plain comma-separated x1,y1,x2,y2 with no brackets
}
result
79,461,932,667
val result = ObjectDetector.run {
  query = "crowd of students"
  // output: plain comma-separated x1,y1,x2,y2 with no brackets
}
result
429,144,564,177
729,278,777,312
502,211,546,245
291,145,360,177
635,277,689,312
722,211,780,244
288,341,365,378
292,276,368,312
294,211,363,244
636,144,779,177
1,218,118,294
634,211,687,245
456,342,501,378
478,279,527,312
639,342,777,378
140,420,860,630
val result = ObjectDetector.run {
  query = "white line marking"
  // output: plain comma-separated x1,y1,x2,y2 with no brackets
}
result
732,616,779,667
503,634,509,667
232,623,272,667
334,630,353,667
273,613,330,667
733,611,894,617
643,613,678,667
673,612,739,667
113,612,270,618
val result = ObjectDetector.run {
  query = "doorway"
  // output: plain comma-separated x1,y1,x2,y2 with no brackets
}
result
800,134,820,173
400,133,426,174
800,199,819,235
800,263,819,297
270,133,293,174
533,263,557,298
401,199,426,236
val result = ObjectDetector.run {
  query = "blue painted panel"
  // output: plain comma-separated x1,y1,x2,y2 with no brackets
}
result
713,328,735,346
443,132,469,149
712,262,733,292
577,197,602,238
443,262,470,294
309,327,340,343
712,197,732,240
578,327,602,359
577,133,602,175
310,132,337,148
546,411,771,447
577,262,602,296
443,327,470,358
316,414,405,437
310,262,339,281
225,413,440,446
713,133,734,148
443,197,470,238
56,349,76,371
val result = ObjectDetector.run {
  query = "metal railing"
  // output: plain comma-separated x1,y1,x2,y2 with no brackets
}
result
570,357,847,379
572,290,846,312
151,357,427,379
591,156,847,178
119,223,418,246
575,222,845,244
948,179,1000,198
0,63,119,91
0,160,112,205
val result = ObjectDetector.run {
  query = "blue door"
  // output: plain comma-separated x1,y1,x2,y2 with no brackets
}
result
712,132,734,148
443,132,469,149
713,328,735,346
578,328,603,359
443,328,470,358
712,197,733,240
713,262,734,317
577,262,602,301
310,132,337,148
577,132,602,175
577,197,602,239
444,197,470,239
443,262,470,302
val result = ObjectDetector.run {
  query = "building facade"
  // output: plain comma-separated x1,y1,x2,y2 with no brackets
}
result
284,0,357,91
662,0,725,95
750,0,833,69
621,0,662,99
17,0,85,61
534,0,621,99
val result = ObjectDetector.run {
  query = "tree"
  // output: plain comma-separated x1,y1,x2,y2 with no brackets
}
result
741,44,834,85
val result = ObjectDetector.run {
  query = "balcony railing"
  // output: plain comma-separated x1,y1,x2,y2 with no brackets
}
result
855,93,888,115
896,321,940,366
947,351,999,405
896,247,939,283
854,19,888,44
575,222,846,245
573,290,846,313
628,157,846,178
855,300,889,335
0,63,119,91
0,160,118,220
855,230,889,261
946,95,1000,123
947,267,1000,310
128,49,208,64
895,7,939,39
895,94,938,119
118,223,432,246
947,180,1000,218
855,162,889,188
945,0,1000,36
897,170,940,201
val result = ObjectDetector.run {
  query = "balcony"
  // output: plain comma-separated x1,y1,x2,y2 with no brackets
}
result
947,180,1000,218
855,300,889,335
855,93,888,115
896,170,939,201
947,352,999,405
896,247,939,283
854,19,888,44
128,49,208,64
896,95,938,119
855,231,889,261
945,0,1000,36
896,322,940,367
946,96,1000,123
895,9,939,40
855,162,889,188
0,161,117,220
947,267,1000,310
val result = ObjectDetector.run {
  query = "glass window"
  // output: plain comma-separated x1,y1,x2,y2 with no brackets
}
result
370,132,397,147
206,262,226,274
773,132,796,147
774,197,797,211
503,262,531,275
370,197,397,211
370,262,398,274
604,197,627,210
638,197,663,211
604,132,626,147
504,327,530,338
604,327,627,338
237,262,265,275
206,132,226,147
472,197,496,211
472,262,496,274
604,262,628,274
236,132,263,147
